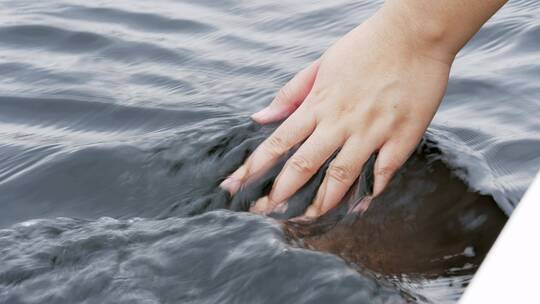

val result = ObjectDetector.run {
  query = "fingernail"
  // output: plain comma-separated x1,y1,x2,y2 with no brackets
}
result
220,165,249,193
251,106,283,123
219,176,242,193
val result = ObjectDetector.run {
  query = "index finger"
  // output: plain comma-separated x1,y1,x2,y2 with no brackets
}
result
220,108,316,194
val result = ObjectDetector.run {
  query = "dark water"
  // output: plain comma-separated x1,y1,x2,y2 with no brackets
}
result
1,1,539,303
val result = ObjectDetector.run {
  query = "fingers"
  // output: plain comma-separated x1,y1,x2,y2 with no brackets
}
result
252,125,345,214
251,60,320,124
372,135,420,197
304,136,379,218
220,107,316,193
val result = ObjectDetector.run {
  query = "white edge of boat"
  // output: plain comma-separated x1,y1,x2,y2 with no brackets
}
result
459,170,540,303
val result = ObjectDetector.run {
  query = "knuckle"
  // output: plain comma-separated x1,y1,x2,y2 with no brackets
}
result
309,87,329,104
326,163,354,184
263,135,288,158
375,166,395,178
389,110,408,127
375,160,400,178
288,155,316,175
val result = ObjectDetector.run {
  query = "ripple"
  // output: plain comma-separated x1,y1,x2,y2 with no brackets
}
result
1,0,539,303
0,62,91,85
0,95,218,134
0,24,111,53
516,23,540,52
0,24,193,66
0,212,404,304
129,73,196,93
50,5,217,34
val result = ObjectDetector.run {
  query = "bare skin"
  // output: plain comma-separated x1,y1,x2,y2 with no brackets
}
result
221,0,508,218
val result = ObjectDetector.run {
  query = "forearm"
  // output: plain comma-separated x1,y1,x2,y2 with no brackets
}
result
378,0,508,63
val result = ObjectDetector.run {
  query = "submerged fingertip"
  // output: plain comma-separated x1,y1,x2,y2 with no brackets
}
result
250,196,274,215
288,215,313,224
271,202,288,214
249,205,265,215
250,112,268,124
352,196,373,213
219,177,242,194
250,106,285,124
304,205,320,218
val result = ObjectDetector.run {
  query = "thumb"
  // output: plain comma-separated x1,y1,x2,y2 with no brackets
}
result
251,60,320,124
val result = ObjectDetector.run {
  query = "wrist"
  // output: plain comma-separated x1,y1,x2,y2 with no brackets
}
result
374,1,462,65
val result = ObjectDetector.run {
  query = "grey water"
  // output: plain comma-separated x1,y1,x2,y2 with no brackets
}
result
0,0,539,303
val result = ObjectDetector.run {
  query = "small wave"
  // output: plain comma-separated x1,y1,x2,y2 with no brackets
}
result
0,212,404,304
49,5,217,34
0,24,193,66
0,95,220,134
0,24,111,53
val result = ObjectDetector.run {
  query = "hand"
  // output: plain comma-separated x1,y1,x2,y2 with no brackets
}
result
221,9,452,218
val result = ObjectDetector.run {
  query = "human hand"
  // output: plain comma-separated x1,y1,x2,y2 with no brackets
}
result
221,8,453,218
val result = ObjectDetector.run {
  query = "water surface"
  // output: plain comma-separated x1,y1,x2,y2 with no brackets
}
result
1,0,539,303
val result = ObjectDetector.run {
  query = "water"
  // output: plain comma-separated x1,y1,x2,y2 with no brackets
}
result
0,0,539,303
